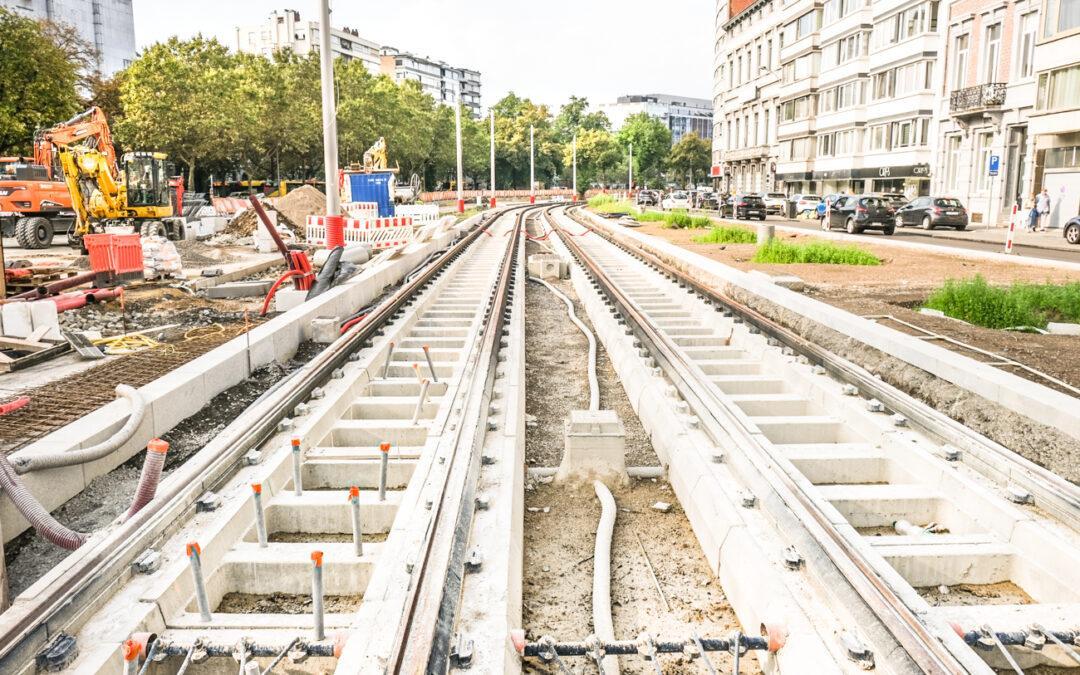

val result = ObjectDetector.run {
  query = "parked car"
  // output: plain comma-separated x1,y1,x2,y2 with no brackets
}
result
895,196,969,230
724,193,767,220
791,194,822,215
816,193,844,218
1063,216,1080,245
662,191,691,210
699,192,720,210
636,189,660,207
759,192,787,215
877,192,909,208
821,194,896,234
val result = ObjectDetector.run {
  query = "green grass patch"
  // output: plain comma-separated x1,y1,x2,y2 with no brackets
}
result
752,239,882,266
693,225,757,244
923,276,1080,329
636,209,712,229
587,195,636,214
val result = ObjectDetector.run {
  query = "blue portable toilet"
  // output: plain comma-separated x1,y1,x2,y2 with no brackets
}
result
344,171,395,217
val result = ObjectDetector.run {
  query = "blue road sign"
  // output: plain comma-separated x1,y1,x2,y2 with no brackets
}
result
989,154,1000,176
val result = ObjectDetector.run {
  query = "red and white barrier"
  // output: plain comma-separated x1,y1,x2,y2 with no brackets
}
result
396,204,440,223
307,215,414,250
1004,204,1018,254
343,202,379,220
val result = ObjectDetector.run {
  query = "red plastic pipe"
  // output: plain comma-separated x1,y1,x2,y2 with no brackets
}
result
0,397,30,416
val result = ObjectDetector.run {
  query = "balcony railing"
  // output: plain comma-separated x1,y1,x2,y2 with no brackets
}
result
950,83,1007,114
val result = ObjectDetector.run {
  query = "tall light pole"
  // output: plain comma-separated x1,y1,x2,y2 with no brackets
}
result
455,82,464,214
529,125,536,204
628,143,634,197
572,134,578,203
489,110,496,208
317,0,343,248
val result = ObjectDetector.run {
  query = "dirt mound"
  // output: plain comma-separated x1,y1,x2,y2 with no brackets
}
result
270,185,326,230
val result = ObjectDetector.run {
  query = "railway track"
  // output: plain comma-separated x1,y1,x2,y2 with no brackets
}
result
0,202,1076,674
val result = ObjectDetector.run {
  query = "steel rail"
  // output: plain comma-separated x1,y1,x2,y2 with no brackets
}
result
385,204,531,673
569,208,1080,531
0,205,536,673
549,207,963,674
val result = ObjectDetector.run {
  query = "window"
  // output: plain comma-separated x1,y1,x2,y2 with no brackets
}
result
872,1,938,49
818,133,834,157
782,53,819,83
737,55,743,85
873,60,933,99
869,124,889,150
946,135,962,190
1045,145,1080,168
1036,64,1080,110
1017,14,1036,78
766,39,773,69
785,10,822,43
952,34,969,89
836,33,863,64
1043,0,1080,38
982,23,1001,82
975,131,993,191
780,95,815,121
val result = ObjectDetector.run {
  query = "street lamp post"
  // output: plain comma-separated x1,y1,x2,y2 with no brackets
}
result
455,83,464,214
317,0,343,248
489,110,496,208
572,134,578,203
530,125,536,205
628,143,634,198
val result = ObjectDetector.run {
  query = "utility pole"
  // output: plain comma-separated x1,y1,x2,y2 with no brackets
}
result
628,143,634,197
455,82,464,214
317,0,343,248
489,110,496,208
572,133,578,202
530,125,536,204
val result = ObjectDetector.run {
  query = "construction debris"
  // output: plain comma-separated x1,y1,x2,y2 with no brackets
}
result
224,186,326,241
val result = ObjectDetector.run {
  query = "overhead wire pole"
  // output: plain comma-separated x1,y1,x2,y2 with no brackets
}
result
489,109,496,208
628,142,634,198
317,0,343,248
527,124,535,203
455,82,465,214
572,133,578,203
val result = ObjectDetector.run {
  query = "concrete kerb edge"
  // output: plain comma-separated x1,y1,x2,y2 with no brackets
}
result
1,227,462,545
580,210,1080,446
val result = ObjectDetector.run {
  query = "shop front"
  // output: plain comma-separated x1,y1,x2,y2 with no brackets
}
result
777,164,931,198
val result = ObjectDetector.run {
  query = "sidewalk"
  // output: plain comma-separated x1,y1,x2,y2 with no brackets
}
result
885,223,1075,253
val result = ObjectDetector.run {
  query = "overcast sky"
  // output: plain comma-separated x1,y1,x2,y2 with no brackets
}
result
132,0,714,111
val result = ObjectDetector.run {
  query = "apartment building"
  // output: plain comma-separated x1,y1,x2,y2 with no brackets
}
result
1,0,136,75
380,49,482,119
1027,0,1080,228
600,95,714,144
713,0,941,198
237,9,483,118
932,0,1039,227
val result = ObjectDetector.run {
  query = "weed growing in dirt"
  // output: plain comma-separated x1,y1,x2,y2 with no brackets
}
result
635,209,712,229
752,239,882,265
587,195,636,214
693,225,757,244
924,276,1080,329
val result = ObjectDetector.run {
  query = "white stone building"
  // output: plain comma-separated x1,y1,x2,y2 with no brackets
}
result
1,0,136,75
600,94,714,144
236,9,482,118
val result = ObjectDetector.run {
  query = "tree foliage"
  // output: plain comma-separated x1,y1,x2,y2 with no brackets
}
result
617,112,672,188
668,132,711,187
0,9,82,155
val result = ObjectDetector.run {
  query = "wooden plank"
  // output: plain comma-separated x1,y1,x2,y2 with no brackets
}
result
0,337,53,353
0,343,69,373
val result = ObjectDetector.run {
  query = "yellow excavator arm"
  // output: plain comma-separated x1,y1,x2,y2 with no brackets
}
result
363,137,388,172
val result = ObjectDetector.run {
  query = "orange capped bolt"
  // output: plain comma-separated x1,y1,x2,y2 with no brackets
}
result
291,437,301,448
379,442,391,453
147,438,169,454
349,486,360,499
185,542,201,557
311,551,324,567
122,639,140,661
251,483,262,495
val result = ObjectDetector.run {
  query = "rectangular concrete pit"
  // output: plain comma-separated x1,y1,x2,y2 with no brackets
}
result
301,459,416,490
327,421,429,447
262,492,400,535
556,410,627,483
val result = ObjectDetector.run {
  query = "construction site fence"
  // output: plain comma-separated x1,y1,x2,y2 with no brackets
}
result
306,215,415,250
420,188,574,202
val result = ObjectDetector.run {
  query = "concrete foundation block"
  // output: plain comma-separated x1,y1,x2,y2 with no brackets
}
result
1047,322,1080,335
527,254,562,280
311,316,341,344
275,287,308,313
29,300,62,341
1,302,32,338
556,409,627,485
206,280,273,299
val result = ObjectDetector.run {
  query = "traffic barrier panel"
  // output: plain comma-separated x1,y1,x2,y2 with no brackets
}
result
307,215,415,251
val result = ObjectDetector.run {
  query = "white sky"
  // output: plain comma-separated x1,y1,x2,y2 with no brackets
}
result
132,0,714,111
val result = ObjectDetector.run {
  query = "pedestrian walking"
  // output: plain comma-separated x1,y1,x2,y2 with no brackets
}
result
1036,188,1051,231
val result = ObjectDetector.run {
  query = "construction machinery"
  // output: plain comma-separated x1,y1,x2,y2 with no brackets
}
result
35,107,185,250
0,157,75,249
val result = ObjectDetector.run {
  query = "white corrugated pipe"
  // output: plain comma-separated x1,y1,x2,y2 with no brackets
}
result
529,277,599,411
13,385,145,474
0,455,88,550
592,480,620,674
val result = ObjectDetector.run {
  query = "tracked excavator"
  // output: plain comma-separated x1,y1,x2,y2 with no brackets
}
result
34,107,185,250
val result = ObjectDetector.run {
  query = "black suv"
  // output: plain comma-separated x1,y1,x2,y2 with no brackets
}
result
895,196,969,230
821,195,896,234
722,193,766,220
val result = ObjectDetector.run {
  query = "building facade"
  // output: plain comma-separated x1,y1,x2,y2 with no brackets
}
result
1,0,135,75
600,94,714,144
714,0,942,198
236,9,482,118
1027,0,1080,228
932,0,1039,227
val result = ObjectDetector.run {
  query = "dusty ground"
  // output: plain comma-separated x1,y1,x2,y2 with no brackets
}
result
269,532,388,544
3,342,323,597
523,480,757,674
636,223,1080,292
917,582,1033,607
216,592,361,614
525,238,656,467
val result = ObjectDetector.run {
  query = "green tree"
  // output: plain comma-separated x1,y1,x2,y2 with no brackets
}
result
491,93,560,189
563,128,620,195
0,9,82,155
117,36,244,187
553,95,610,144
616,112,672,188
668,132,711,188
